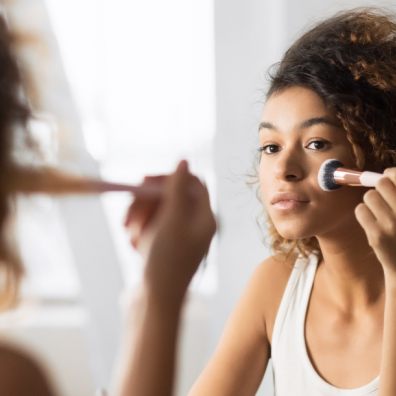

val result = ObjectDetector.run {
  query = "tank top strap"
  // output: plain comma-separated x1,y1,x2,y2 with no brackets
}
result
271,253,318,355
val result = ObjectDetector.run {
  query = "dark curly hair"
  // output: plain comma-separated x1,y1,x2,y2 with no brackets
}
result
0,14,32,308
248,8,396,261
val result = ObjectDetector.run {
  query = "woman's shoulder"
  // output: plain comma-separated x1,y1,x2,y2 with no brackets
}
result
251,252,298,297
256,253,297,278
0,341,55,396
250,253,298,345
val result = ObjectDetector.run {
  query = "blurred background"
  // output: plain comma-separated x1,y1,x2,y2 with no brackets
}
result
1,0,395,395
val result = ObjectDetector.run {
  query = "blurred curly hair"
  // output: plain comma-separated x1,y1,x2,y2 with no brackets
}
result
247,8,396,262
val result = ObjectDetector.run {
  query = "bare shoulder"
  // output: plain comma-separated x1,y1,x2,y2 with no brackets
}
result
0,342,56,396
252,253,297,346
253,253,296,284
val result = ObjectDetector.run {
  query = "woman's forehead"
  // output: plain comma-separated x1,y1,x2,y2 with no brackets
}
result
263,87,330,117
261,87,340,132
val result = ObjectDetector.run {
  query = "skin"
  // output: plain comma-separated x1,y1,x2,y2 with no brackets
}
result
0,344,55,396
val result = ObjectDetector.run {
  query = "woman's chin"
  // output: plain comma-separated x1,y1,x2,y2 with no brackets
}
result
275,225,312,240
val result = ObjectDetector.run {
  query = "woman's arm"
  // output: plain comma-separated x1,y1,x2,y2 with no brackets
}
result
114,160,217,396
112,286,184,396
354,167,396,395
188,259,274,396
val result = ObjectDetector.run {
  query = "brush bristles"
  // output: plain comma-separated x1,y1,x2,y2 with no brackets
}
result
318,159,344,191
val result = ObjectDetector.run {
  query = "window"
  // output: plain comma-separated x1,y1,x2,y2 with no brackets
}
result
17,0,217,299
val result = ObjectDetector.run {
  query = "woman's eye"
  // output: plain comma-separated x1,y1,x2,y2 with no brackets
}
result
257,144,280,154
257,140,330,155
306,140,329,150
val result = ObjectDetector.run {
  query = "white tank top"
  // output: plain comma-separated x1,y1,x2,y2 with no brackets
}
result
270,253,380,395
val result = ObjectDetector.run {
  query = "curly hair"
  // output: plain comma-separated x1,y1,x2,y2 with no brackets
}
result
0,14,32,309
248,8,396,261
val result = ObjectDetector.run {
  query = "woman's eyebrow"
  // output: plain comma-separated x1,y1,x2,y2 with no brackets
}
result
258,116,341,133
300,116,341,129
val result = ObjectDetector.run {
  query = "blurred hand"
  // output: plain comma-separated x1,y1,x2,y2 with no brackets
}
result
124,160,217,301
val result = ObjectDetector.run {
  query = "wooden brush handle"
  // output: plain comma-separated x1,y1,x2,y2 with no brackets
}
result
7,166,164,197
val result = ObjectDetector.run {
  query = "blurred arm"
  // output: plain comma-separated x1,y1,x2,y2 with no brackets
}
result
113,284,185,396
188,261,273,396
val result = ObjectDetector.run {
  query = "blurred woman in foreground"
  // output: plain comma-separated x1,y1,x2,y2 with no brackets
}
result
0,11,217,396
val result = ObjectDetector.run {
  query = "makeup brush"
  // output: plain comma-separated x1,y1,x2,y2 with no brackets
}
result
317,159,384,191
6,166,167,197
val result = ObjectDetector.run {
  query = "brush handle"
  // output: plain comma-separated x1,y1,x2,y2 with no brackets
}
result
85,180,165,196
360,171,384,187
334,167,383,187
8,166,200,198
57,180,200,198
89,180,171,197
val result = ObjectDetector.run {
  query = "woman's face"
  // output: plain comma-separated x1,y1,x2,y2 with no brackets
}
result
259,86,366,240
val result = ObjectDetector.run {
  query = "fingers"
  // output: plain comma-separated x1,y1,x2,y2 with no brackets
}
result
165,160,191,199
125,198,160,248
355,202,376,230
124,162,191,240
133,175,167,200
124,176,164,226
162,160,201,211
378,169,396,213
355,167,396,250
124,160,216,249
124,175,166,248
384,167,396,181
356,168,396,225
362,188,393,221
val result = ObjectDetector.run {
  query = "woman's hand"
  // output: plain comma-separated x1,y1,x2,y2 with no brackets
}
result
355,167,396,278
124,160,217,302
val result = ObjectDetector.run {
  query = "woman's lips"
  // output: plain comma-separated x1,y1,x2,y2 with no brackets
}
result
270,192,310,211
272,200,309,210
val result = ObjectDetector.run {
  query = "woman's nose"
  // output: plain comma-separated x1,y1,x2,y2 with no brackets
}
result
274,151,305,182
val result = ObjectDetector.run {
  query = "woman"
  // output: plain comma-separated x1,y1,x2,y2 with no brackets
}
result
188,8,396,395
0,10,216,396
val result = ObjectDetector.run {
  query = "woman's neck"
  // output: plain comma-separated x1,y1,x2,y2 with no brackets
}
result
316,220,385,314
